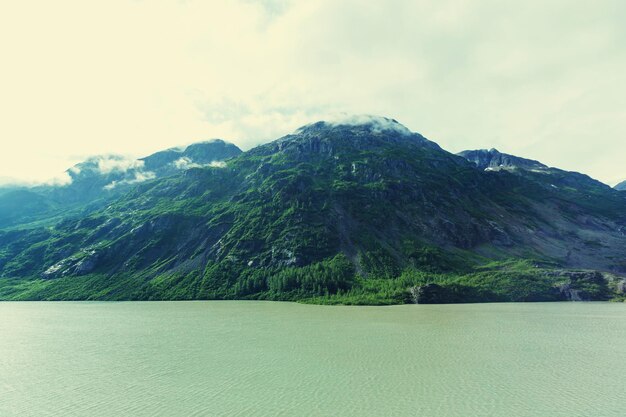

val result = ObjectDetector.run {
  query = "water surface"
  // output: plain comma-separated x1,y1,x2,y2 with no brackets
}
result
1,301,625,416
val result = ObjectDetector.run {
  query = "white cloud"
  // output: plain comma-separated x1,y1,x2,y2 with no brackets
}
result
102,182,117,191
172,157,227,170
103,171,156,190
0,0,625,184
44,171,73,187
132,171,156,183
0,172,73,188
312,114,411,135
208,160,227,168
172,157,201,170
0,176,26,187
95,156,144,175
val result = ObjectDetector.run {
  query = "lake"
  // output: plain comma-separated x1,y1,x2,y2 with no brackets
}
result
1,301,625,416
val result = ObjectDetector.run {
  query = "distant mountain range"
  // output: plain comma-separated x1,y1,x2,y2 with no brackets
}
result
1,116,624,304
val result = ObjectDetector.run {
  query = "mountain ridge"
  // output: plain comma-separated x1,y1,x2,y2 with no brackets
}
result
457,148,547,171
0,140,242,229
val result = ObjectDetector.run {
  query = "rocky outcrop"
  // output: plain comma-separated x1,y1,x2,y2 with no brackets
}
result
457,148,547,171
42,249,101,279
556,282,584,301
548,270,611,301
409,283,455,304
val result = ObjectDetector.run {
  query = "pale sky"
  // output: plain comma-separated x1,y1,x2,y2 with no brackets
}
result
1,0,625,186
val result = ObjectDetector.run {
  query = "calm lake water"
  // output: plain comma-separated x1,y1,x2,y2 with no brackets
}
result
1,301,625,417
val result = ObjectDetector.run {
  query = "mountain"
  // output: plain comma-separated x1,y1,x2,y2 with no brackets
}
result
140,140,242,176
616,181,626,191
457,148,546,171
458,148,618,199
44,139,242,202
0,140,242,228
0,189,57,228
1,117,625,304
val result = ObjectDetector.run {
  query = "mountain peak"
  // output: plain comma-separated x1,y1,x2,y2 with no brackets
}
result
296,115,412,136
246,114,442,160
458,149,547,171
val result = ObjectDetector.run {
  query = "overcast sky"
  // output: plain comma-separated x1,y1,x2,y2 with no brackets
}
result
1,0,625,186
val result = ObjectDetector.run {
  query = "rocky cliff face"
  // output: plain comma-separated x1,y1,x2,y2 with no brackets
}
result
457,148,546,171
458,148,620,211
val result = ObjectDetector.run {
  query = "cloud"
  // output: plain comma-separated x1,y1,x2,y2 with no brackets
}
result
209,160,227,168
68,166,81,175
94,156,145,175
172,157,202,170
318,114,412,135
0,0,625,184
132,171,156,183
0,176,26,187
0,172,73,188
44,171,73,186
172,157,227,170
103,171,156,190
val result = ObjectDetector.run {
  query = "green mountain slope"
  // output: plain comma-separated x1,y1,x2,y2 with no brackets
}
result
1,117,625,303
